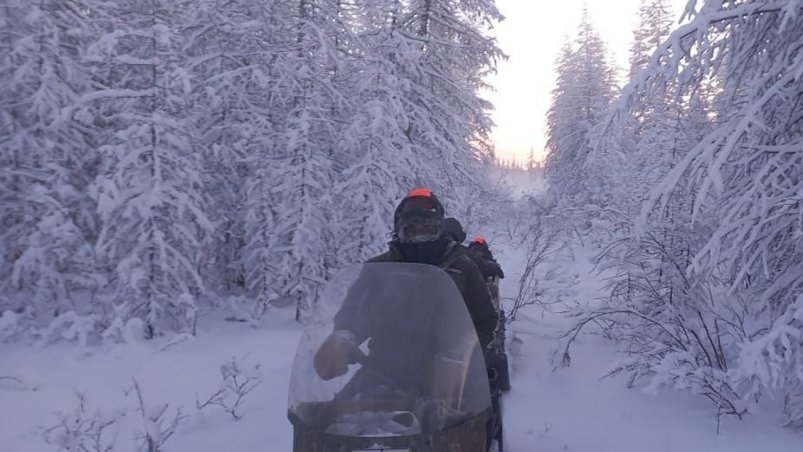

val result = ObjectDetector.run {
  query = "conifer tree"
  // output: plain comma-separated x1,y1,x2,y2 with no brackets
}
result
629,0,673,78
89,0,212,336
545,9,617,217
0,0,102,319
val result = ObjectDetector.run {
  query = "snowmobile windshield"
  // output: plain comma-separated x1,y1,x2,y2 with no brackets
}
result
288,262,491,437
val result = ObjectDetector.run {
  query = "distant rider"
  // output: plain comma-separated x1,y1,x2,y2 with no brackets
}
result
468,236,505,280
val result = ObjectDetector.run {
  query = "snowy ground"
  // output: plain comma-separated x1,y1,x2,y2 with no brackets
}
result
3,242,801,451
1,313,302,452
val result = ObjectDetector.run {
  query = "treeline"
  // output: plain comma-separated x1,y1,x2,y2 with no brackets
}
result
0,0,503,340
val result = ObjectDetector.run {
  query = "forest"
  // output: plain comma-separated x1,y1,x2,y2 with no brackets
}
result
1,0,802,441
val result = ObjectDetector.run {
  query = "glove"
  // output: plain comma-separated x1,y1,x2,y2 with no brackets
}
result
314,330,360,380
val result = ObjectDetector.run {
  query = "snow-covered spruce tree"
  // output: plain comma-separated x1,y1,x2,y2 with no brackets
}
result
544,39,581,213
389,0,504,212
330,0,505,265
183,0,252,297
0,0,103,329
331,22,412,262
569,0,803,428
267,0,355,320
629,0,674,78
544,9,617,236
237,0,301,316
88,0,212,337
183,0,291,310
582,0,691,226
331,0,420,265
599,0,676,221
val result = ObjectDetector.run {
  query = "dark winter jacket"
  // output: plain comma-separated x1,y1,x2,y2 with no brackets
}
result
467,243,504,279
366,241,499,347
468,251,504,280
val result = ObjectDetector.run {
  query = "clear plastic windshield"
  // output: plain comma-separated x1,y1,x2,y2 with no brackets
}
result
288,262,490,437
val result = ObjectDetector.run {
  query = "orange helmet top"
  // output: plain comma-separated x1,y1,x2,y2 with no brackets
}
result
393,187,444,230
472,236,487,245
407,188,434,198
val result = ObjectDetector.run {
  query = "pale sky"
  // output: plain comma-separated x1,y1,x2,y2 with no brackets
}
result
486,0,689,163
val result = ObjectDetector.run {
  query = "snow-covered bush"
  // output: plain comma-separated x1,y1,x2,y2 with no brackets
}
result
42,381,189,452
510,214,564,320
43,392,122,452
196,356,263,421
38,312,105,346
132,380,186,452
0,310,27,343
2,309,112,346
566,0,803,429
100,317,148,344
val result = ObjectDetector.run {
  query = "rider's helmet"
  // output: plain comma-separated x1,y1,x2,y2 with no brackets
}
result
393,188,445,243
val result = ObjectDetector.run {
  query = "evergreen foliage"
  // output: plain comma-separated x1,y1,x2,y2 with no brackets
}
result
0,0,503,337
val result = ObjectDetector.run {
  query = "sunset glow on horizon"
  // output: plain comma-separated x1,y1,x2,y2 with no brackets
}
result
486,0,689,164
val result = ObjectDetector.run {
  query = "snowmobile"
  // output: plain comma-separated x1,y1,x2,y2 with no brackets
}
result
486,275,511,393
288,262,503,451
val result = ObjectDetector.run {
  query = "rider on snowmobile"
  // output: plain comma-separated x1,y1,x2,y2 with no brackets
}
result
313,188,498,381
468,236,505,280
442,218,505,281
